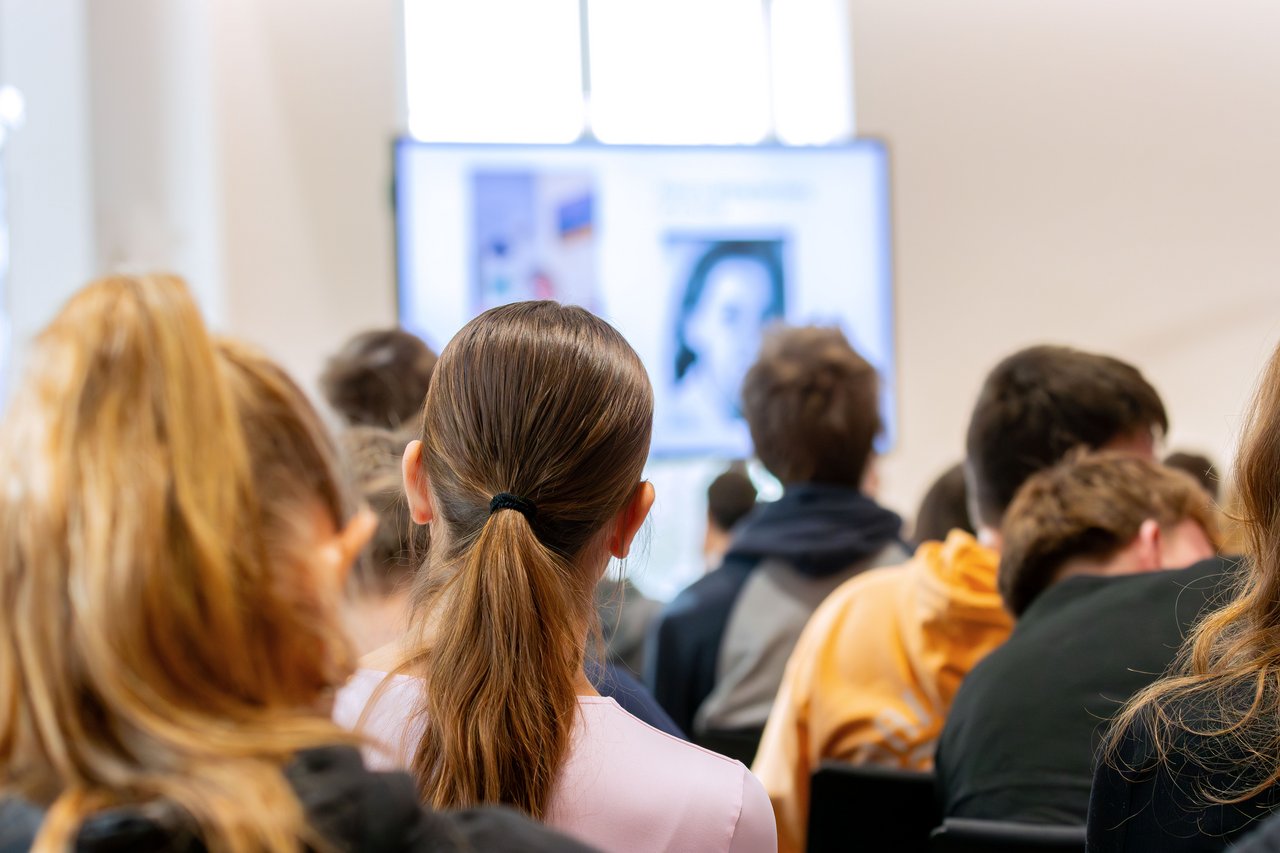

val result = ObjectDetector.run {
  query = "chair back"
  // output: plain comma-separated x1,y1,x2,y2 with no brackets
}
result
929,818,1086,852
806,761,940,853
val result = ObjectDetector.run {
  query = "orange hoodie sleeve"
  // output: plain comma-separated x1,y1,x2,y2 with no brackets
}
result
752,532,1009,853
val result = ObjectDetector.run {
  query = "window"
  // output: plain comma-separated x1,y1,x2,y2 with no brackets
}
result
402,0,854,145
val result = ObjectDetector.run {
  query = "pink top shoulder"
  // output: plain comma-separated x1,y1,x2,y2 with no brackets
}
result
334,669,777,853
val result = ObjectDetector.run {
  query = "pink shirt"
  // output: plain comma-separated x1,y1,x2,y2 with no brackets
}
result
335,669,777,853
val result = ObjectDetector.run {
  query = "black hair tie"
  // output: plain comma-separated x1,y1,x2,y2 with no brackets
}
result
489,492,537,522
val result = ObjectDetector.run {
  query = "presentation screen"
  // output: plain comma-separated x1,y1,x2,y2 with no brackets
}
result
394,139,895,461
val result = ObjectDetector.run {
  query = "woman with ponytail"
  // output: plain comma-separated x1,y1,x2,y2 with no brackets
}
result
0,275,589,853
336,301,776,852
1088,339,1280,852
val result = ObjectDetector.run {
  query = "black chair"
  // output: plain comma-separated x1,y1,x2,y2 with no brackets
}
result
806,761,940,853
693,728,763,765
930,818,1086,852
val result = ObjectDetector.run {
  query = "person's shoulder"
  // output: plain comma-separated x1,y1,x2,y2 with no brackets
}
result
566,699,775,849
661,557,757,620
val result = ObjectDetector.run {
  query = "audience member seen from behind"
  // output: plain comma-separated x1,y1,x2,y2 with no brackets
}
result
912,462,974,546
1164,449,1221,502
334,302,776,853
648,326,908,741
0,277,588,853
340,425,426,656
752,344,1168,853
704,462,760,569
1089,342,1280,852
321,328,437,429
936,453,1223,827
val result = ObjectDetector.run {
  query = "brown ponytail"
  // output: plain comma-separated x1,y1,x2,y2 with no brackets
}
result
396,301,653,818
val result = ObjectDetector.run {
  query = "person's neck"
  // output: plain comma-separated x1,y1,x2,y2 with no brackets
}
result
1052,551,1144,586
348,589,412,659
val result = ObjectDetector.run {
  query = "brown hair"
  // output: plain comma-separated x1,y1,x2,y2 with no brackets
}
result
395,301,652,818
1164,450,1221,502
339,425,424,596
965,345,1168,529
999,452,1218,617
912,462,973,545
1102,339,1280,806
740,325,879,486
707,463,758,531
0,275,357,851
321,328,437,428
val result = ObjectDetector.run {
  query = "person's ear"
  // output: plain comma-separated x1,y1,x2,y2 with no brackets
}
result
402,440,435,525
609,481,656,559
318,508,378,589
1133,518,1164,572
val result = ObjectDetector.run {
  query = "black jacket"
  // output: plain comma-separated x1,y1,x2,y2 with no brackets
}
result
0,746,595,853
937,556,1235,826
646,484,906,736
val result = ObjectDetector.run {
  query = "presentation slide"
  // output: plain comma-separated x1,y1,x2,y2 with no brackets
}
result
395,140,896,460
395,141,895,598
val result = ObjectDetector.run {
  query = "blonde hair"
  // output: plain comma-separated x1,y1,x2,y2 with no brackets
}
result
395,301,652,818
1102,338,1280,805
0,275,357,851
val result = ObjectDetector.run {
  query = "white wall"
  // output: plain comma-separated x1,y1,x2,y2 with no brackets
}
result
209,0,400,397
0,0,96,391
856,0,1280,516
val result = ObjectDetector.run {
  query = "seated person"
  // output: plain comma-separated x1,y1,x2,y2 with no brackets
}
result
753,345,1169,853
341,424,426,656
647,326,909,739
1089,341,1280,852
912,462,974,546
334,302,776,853
321,327,438,429
0,276,586,852
936,452,1224,825
704,462,760,569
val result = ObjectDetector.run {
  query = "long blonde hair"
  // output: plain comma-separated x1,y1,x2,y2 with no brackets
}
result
0,275,358,851
1103,338,1280,804
396,301,652,818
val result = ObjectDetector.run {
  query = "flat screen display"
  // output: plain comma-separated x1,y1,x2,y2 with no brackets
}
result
394,139,896,461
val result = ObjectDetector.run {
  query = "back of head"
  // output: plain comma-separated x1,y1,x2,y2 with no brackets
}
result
405,301,653,818
965,345,1167,530
0,275,353,851
340,425,422,596
999,452,1217,617
321,328,437,428
912,462,973,545
707,463,758,531
1164,450,1221,501
741,325,879,486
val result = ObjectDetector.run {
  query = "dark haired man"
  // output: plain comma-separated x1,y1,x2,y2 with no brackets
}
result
752,345,1169,853
647,326,908,742
936,453,1224,825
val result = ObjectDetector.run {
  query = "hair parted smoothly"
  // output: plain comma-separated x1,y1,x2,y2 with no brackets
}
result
998,452,1218,618
0,275,358,852
965,344,1168,529
396,300,653,818
740,324,880,486
1102,339,1280,805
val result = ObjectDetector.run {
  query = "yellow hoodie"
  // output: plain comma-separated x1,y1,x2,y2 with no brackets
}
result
751,530,1011,853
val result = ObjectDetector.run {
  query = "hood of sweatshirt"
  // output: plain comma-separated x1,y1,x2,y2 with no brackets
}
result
724,483,905,577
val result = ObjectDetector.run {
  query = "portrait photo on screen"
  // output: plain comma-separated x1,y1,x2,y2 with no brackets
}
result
471,169,599,314
657,235,788,457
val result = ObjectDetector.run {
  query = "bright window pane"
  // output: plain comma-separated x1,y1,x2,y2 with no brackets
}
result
771,0,855,145
587,0,770,145
404,0,584,143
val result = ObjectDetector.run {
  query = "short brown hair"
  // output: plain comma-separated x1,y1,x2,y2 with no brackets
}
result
999,452,1218,617
741,326,879,486
321,329,437,428
966,345,1168,529
339,425,424,595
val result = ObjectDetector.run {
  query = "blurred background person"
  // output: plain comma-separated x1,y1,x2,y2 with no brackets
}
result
911,461,973,546
321,328,438,430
